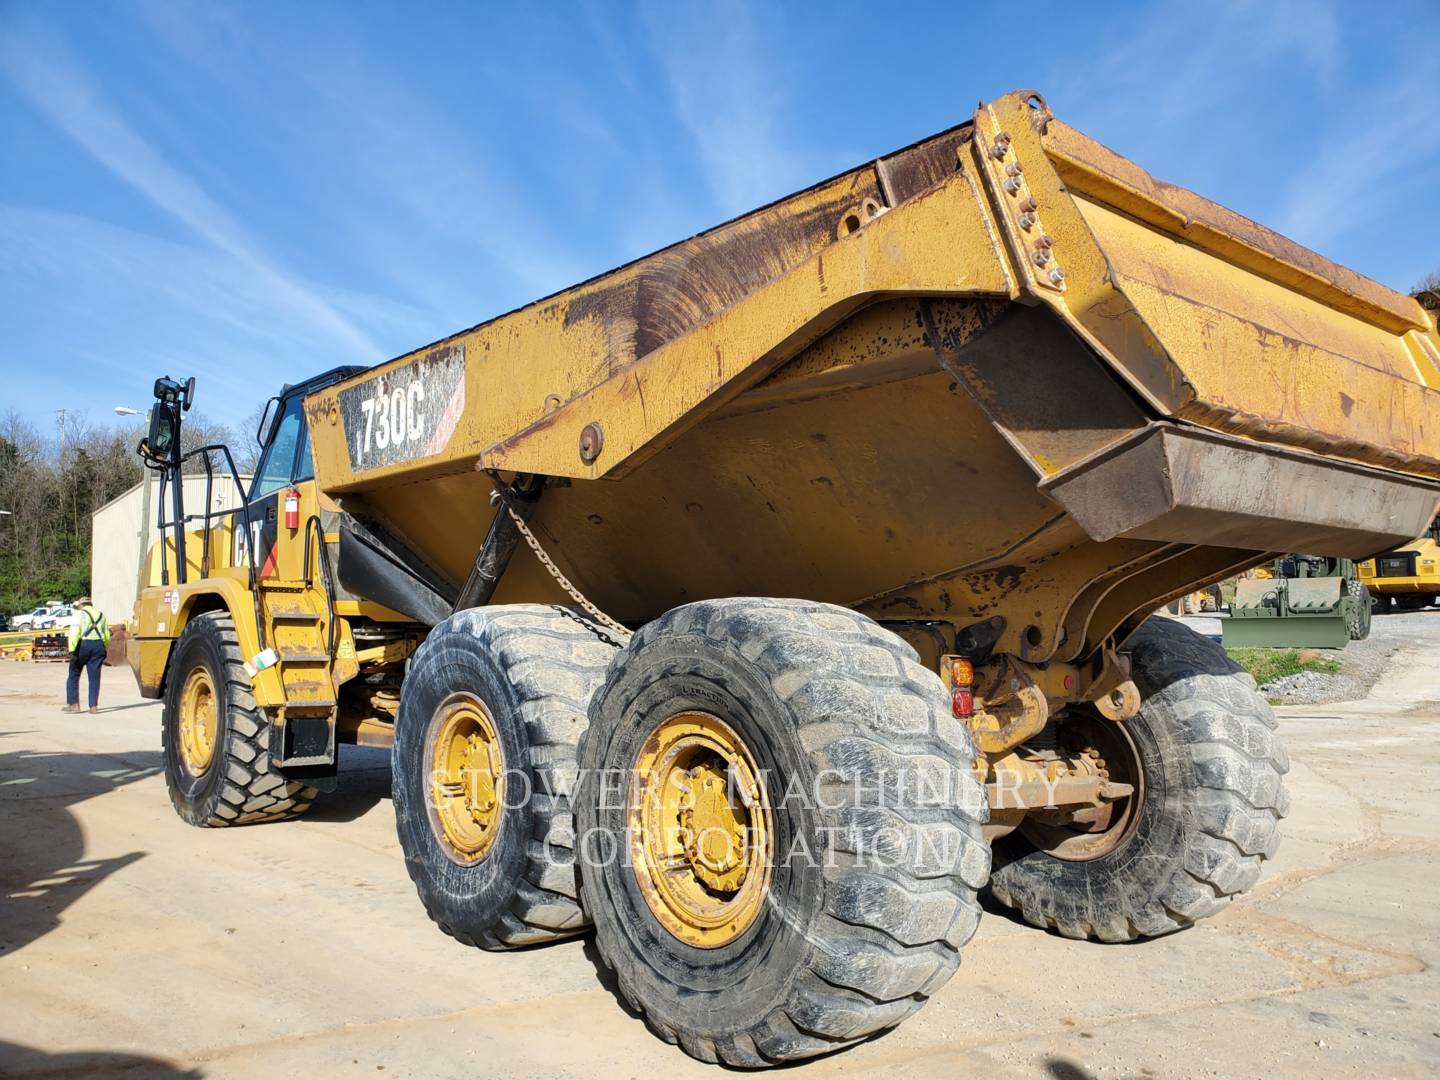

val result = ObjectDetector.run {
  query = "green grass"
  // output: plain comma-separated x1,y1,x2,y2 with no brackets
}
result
1226,647,1341,686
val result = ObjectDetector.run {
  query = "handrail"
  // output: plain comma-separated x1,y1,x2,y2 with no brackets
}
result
144,441,267,651
302,513,338,657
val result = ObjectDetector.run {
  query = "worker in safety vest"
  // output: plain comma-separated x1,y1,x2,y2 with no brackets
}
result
63,596,110,714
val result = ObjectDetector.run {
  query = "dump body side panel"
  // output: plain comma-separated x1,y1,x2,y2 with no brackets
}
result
299,90,1440,664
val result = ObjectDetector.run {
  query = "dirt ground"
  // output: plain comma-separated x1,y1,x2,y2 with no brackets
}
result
2,615,1438,1079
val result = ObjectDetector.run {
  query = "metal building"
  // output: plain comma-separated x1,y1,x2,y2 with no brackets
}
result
90,474,250,626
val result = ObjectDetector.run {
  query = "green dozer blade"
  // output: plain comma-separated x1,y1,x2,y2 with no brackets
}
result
1221,615,1350,649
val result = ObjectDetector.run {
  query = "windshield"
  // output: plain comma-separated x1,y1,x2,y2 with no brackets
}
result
251,395,306,499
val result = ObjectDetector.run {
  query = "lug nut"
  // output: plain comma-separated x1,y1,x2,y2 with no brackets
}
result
1005,162,1023,177
1033,249,1051,267
1049,268,1066,285
1004,178,1023,195
1019,196,1038,212
1019,212,1037,230
1037,234,1053,249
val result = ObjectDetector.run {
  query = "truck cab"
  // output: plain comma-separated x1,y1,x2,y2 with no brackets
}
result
128,367,427,821
1358,514,1440,612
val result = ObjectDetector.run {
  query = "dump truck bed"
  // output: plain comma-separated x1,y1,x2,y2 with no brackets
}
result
304,90,1440,662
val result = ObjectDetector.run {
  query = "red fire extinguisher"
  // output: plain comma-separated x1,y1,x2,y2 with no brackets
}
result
283,487,300,531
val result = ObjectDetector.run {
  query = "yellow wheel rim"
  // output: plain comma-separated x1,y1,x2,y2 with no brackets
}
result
426,694,506,864
177,666,219,775
629,712,773,949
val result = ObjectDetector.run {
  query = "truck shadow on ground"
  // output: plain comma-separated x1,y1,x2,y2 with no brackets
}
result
0,743,158,957
0,1039,203,1078
300,744,392,823
1045,1058,1098,1079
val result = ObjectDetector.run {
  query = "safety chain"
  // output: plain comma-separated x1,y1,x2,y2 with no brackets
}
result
490,489,633,641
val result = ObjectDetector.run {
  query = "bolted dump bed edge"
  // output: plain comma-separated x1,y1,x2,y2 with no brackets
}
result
305,90,1440,508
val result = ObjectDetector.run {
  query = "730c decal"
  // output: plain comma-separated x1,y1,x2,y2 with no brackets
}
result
358,381,427,456
339,343,466,471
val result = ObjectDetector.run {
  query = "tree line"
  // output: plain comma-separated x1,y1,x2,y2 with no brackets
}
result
0,407,263,618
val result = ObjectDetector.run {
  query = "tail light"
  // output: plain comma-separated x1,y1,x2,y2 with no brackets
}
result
946,656,975,718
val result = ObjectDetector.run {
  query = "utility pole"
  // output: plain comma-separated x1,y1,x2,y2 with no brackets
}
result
55,409,67,466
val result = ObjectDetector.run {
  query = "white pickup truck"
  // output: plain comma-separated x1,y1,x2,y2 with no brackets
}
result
11,601,65,631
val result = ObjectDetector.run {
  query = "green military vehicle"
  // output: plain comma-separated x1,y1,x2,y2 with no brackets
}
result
1222,555,1372,648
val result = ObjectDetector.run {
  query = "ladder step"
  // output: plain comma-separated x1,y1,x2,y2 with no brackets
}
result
279,651,331,663
284,699,337,710
270,611,322,622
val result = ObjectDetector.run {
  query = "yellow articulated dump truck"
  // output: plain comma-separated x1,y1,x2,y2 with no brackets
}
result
1357,513,1440,612
130,91,1440,1065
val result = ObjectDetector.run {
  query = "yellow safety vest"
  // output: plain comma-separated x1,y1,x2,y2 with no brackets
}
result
69,606,111,651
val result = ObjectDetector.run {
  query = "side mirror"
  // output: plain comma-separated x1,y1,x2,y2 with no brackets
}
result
255,395,281,446
147,399,181,461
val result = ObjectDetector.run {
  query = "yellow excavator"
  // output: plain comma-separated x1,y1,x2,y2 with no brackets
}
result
129,90,1440,1067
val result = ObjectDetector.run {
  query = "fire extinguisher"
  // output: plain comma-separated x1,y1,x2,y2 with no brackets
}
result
283,487,300,531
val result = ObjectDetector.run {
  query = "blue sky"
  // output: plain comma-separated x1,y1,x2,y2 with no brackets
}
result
2,0,1438,439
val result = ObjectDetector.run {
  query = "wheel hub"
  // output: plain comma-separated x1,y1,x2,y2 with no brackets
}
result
678,764,750,891
427,695,505,864
629,712,772,949
177,666,219,775
1019,714,1146,861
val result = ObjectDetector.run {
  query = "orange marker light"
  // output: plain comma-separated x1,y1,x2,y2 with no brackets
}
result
949,657,974,687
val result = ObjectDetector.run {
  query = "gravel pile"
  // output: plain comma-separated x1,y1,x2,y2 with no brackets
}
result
1262,614,1436,704
1259,669,1355,704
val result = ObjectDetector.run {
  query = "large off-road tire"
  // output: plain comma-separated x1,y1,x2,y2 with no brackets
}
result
162,611,317,826
577,598,989,1067
393,604,618,951
988,617,1288,942
1347,580,1372,640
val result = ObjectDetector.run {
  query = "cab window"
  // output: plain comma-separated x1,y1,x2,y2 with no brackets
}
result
294,406,315,484
251,396,311,498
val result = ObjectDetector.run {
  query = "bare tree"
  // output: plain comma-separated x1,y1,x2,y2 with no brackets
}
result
1414,269,1440,311
233,398,274,474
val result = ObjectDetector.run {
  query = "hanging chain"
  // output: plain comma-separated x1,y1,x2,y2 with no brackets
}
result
490,488,633,641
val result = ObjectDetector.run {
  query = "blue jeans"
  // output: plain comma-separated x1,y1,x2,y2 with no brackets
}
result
67,640,106,708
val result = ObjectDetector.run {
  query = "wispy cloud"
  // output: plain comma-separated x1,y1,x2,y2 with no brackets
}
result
1037,0,1440,288
0,17,382,363
638,0,818,216
0,205,432,424
1049,0,1343,161
1273,71,1440,276
138,2,602,317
